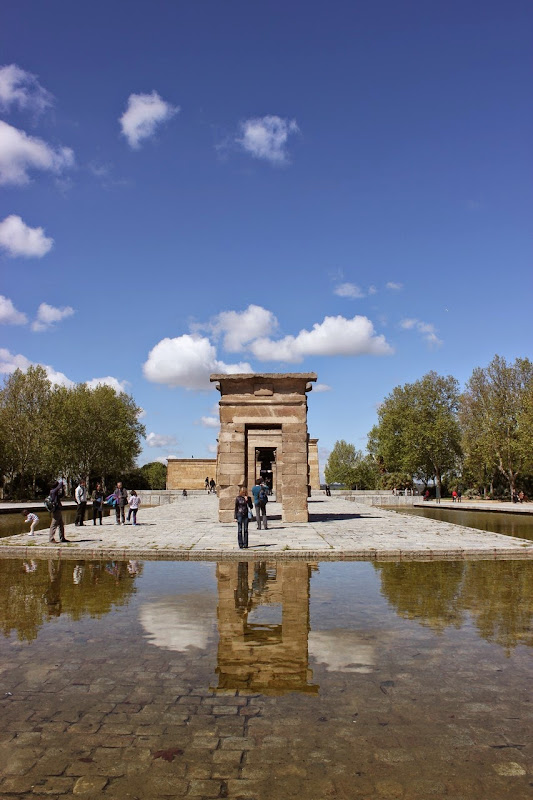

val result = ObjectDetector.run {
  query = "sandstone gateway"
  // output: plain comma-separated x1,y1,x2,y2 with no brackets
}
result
167,373,320,522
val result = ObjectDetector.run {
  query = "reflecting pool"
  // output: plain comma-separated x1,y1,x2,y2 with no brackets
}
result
392,505,533,541
0,558,531,798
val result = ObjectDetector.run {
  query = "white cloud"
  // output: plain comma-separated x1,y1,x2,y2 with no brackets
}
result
0,347,73,387
334,282,365,299
368,285,377,295
0,295,27,325
249,314,393,363
237,115,299,164
199,416,219,428
207,443,218,454
86,376,129,393
309,630,375,673
386,282,403,291
143,333,252,390
208,305,278,352
0,215,53,257
0,64,53,114
31,302,74,332
0,121,74,186
137,408,147,419
120,91,179,149
313,383,332,393
145,432,178,448
400,318,442,347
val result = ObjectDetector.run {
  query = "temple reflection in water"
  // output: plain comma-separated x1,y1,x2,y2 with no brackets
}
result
214,562,319,695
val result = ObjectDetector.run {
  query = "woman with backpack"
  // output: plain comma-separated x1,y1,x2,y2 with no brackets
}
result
234,487,253,549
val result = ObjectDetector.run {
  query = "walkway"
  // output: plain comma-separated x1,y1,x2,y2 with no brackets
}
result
0,495,531,561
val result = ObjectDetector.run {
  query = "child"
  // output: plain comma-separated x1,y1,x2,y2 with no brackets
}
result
127,490,141,525
22,509,39,536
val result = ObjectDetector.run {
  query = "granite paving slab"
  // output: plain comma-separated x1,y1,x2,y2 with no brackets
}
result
0,495,531,561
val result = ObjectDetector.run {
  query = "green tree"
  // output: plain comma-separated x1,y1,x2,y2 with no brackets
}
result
140,461,167,489
324,440,359,487
49,384,146,489
369,371,462,494
460,356,533,497
0,366,53,497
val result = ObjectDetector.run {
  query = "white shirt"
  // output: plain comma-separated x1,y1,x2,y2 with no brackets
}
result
129,495,140,508
75,485,87,503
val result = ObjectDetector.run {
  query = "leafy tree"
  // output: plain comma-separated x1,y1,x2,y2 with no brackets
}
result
460,355,533,497
0,366,53,497
49,384,146,488
368,371,462,494
140,461,167,490
324,440,359,486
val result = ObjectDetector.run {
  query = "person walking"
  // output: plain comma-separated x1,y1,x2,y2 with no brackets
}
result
113,481,128,525
234,487,253,549
91,483,105,525
48,480,69,543
75,480,87,526
209,478,216,494
127,490,141,525
205,477,210,492
22,509,39,536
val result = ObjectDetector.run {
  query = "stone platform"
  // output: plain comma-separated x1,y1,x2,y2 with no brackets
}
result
0,495,531,562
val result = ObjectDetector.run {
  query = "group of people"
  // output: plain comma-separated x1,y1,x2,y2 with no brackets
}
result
205,477,216,493
234,479,269,549
21,480,142,543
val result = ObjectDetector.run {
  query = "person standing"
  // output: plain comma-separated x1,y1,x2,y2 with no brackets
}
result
209,478,216,494
205,477,210,492
234,487,253,549
127,490,141,525
22,509,39,536
75,480,87,526
113,481,128,525
91,483,105,525
251,479,262,529
49,480,68,543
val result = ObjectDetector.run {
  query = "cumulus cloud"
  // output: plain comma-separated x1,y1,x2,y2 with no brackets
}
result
31,302,74,332
386,282,403,291
368,285,377,295
85,376,129,393
0,64,53,114
145,432,178,448
309,630,375,673
120,91,179,149
313,383,332,393
248,314,393,363
237,115,299,164
0,347,73,387
137,408,147,419
208,305,278,352
400,318,442,346
207,443,218,454
0,295,27,325
334,282,365,299
0,121,74,186
143,333,252,390
199,416,219,428
0,214,53,257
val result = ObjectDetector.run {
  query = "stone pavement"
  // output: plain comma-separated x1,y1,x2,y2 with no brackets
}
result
0,494,531,561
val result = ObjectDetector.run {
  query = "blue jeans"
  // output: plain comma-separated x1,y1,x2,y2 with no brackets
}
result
237,513,249,548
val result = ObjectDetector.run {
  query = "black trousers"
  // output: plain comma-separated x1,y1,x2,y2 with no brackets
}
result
75,502,87,525
92,506,103,524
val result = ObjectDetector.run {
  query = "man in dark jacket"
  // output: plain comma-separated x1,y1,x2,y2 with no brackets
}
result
49,480,69,543
113,481,128,525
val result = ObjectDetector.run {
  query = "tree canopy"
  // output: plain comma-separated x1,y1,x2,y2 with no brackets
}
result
0,368,145,498
368,371,462,492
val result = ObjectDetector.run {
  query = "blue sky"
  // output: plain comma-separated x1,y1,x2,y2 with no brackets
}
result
1,0,531,472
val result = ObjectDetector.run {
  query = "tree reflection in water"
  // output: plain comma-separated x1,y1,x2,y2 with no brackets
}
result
0,559,142,641
375,560,533,651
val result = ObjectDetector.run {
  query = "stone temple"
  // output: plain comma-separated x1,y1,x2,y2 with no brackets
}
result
166,373,320,523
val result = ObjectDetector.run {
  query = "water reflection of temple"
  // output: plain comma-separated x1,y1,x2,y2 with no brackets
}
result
214,562,318,695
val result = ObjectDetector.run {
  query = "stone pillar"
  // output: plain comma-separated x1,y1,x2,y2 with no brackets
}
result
210,373,317,522
308,438,320,490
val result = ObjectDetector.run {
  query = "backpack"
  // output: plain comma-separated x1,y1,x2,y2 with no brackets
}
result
44,495,55,512
259,488,268,505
